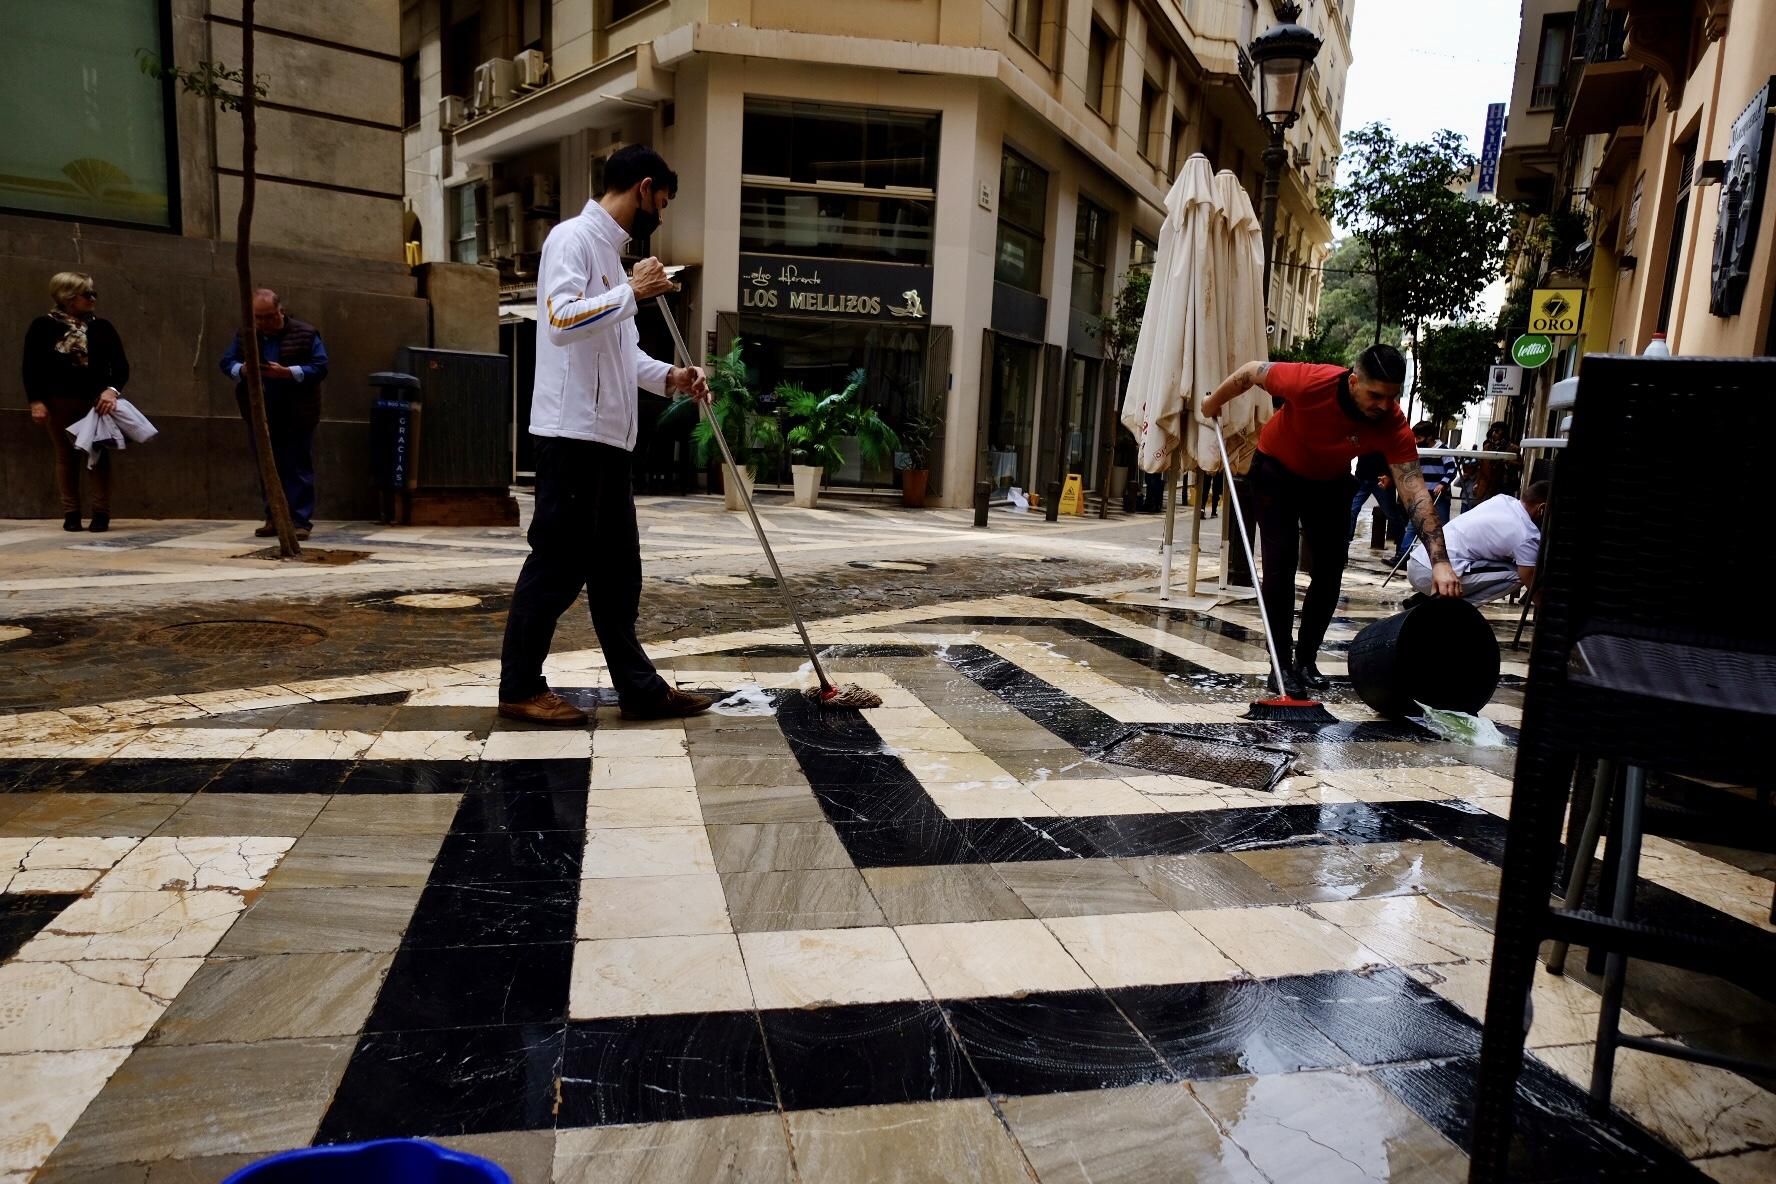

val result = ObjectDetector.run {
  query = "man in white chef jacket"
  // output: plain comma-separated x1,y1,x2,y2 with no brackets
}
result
497,145,713,726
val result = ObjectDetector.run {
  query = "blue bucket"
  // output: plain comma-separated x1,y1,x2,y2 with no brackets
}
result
220,1139,511,1184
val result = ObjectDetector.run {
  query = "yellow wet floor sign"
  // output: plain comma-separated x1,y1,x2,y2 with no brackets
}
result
1059,473,1084,515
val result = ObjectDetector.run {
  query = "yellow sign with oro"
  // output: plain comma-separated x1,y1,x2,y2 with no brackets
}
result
1528,287,1585,336
1059,473,1085,515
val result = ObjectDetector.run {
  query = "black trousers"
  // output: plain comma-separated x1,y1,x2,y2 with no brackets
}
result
499,437,668,708
1253,451,1355,669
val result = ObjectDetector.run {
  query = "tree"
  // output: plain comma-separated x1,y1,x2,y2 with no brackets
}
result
141,4,300,556
1310,237,1403,362
1092,268,1150,517
1321,123,1515,396
1416,320,1499,427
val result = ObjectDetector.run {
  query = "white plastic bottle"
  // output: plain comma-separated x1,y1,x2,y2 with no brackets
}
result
1643,332,1671,357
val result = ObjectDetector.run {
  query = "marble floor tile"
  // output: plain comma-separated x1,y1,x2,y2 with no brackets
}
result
432,1131,558,1184
582,826,716,879
0,959,203,1053
740,927,927,1009
41,1039,356,1168
860,865,1032,925
362,730,484,762
482,729,592,761
1310,895,1495,965
925,784,1055,817
404,685,503,708
694,784,828,825
305,794,463,837
1193,1068,1466,1184
264,835,444,889
786,1098,1030,1184
99,837,291,893
1118,853,1288,911
708,823,854,873
145,952,392,1044
895,918,1093,998
760,1000,976,1112
148,795,328,839
582,787,704,830
110,729,264,762
594,757,698,790
553,1113,792,1184
212,886,423,955
1045,911,1243,989
1699,1148,1776,1183
1534,1044,1776,1159
721,869,886,933
1409,960,1661,1049
14,892,244,962
570,933,754,1017
576,873,732,940
0,837,137,894
991,859,1169,918
897,752,1019,787
239,729,377,762
0,1048,132,1176
1181,905,1390,978
592,729,690,758
1232,844,1407,903
0,794,190,839
1031,778,1167,815
999,1083,1267,1184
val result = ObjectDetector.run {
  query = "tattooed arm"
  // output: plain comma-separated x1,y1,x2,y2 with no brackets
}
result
1202,361,1271,418
1392,460,1464,598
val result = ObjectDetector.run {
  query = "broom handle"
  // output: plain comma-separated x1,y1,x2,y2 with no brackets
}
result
1213,426,1290,694
652,296,833,693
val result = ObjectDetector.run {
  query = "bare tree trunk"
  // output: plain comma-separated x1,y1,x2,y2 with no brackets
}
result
235,0,300,558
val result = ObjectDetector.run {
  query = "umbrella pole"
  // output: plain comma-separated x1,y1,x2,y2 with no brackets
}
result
1158,462,1179,602
1186,466,1202,597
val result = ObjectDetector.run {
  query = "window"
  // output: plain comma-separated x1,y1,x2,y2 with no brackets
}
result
1170,111,1188,177
1086,20,1115,117
1,0,174,228
1655,140,1696,334
519,0,550,49
441,0,482,100
402,53,422,129
1072,197,1111,314
996,148,1049,292
1530,16,1572,110
1011,0,1045,53
740,187,934,264
449,183,482,263
1203,115,1222,170
742,99,940,191
1139,77,1163,162
1241,0,1258,46
1132,232,1157,270
611,0,661,21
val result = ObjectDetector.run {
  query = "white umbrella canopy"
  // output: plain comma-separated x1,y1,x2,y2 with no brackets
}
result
1194,169,1272,473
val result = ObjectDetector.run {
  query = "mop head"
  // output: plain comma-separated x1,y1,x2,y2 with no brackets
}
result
1242,694,1339,724
804,683,885,709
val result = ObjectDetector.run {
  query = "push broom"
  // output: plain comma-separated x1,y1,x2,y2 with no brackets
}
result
651,295,883,710
1212,425,1338,725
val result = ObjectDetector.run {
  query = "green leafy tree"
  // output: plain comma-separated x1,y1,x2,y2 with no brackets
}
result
1417,320,1500,426
1321,123,1515,396
1307,237,1403,362
1090,268,1150,516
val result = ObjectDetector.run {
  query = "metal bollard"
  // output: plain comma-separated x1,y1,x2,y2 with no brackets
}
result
1370,506,1387,549
1044,480,1061,522
973,481,990,528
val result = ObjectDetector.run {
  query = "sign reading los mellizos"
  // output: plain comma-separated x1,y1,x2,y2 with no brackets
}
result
739,253,934,322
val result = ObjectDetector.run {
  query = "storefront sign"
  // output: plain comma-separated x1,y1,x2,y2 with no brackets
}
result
1528,287,1585,336
1710,76,1774,317
1488,364,1524,398
1477,102,1506,195
738,253,934,322
1511,334,1554,369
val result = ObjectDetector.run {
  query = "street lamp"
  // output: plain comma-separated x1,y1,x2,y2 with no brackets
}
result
1249,2,1322,303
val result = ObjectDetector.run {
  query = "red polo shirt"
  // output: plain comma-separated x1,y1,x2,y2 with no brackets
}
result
1257,362,1418,480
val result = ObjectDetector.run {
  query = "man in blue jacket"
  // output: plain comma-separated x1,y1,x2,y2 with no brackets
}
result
220,289,330,539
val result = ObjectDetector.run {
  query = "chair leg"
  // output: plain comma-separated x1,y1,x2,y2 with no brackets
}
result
1548,759,1614,976
1586,792,1626,977
1512,594,1535,650
1589,764,1646,1113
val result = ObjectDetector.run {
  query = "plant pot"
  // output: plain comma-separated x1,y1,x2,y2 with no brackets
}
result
901,468,930,508
791,464,822,509
1110,466,1131,500
722,464,756,512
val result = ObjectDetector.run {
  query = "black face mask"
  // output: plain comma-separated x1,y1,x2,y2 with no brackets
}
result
631,200,661,242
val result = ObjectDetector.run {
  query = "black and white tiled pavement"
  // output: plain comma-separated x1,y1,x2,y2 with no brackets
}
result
2,593,1773,1182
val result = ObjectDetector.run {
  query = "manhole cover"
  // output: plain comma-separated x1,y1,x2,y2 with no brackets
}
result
0,625,31,644
144,620,326,652
393,593,481,609
1103,730,1294,792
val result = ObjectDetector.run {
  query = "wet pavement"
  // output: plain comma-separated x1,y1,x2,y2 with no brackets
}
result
2,508,1774,1183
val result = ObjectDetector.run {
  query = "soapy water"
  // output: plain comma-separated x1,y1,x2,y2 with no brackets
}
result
711,684,778,717
1411,701,1509,748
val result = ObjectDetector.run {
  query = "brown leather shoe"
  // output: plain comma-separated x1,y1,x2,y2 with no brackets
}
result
295,527,312,541
254,521,276,537
498,690,589,726
621,686,716,721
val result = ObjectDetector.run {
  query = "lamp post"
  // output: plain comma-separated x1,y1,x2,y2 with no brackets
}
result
1249,2,1323,304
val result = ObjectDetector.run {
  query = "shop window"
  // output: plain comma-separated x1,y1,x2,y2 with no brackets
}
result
449,182,483,264
984,336,1041,496
742,99,940,192
740,186,933,264
1086,19,1116,117
1064,355,1103,484
1,0,174,228
1072,198,1111,314
1530,15,1572,111
995,148,1049,292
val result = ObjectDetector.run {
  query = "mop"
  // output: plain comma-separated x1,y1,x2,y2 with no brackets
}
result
651,295,883,710
1212,425,1338,725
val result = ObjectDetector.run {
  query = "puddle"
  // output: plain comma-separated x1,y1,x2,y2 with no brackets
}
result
711,684,779,717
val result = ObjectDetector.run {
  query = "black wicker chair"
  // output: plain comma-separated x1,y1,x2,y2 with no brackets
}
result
1468,355,1776,1181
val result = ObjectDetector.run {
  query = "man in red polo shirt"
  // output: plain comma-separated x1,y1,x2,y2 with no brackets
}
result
1203,344,1461,696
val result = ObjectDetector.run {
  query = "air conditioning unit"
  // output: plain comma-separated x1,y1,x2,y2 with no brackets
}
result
1316,162,1334,183
490,192,523,260
472,59,517,114
439,95,466,131
1293,143,1313,167
513,49,549,89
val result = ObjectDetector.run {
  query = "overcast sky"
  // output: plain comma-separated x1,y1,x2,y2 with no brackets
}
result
1339,0,1521,156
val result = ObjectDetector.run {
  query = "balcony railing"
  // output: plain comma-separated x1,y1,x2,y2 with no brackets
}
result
1576,0,1628,67
1237,46,1254,88
1530,83,1561,111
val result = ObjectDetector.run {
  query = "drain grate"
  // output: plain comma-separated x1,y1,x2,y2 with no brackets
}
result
1103,730,1295,792
144,619,327,652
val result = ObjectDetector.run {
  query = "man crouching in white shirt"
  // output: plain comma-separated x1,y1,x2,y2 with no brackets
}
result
498,145,713,726
1408,481,1550,607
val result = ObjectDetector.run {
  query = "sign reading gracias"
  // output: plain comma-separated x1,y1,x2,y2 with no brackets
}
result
739,253,934,322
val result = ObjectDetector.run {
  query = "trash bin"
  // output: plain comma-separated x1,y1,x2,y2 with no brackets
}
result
369,372,421,492
1346,597,1501,719
221,1139,509,1184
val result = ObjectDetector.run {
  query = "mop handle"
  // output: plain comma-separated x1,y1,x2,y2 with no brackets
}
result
1212,426,1291,693
652,296,833,693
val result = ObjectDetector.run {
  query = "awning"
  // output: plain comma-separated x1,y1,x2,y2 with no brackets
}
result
453,45,672,164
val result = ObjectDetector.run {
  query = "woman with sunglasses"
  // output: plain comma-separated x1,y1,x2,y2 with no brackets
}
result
22,271,132,531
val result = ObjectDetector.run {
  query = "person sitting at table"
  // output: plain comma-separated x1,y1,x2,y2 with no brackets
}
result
1408,481,1549,605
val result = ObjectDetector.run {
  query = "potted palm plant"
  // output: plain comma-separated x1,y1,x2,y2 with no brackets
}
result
894,397,944,508
656,340,780,510
780,369,899,509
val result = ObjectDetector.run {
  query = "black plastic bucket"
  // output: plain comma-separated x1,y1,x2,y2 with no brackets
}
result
1347,597,1500,718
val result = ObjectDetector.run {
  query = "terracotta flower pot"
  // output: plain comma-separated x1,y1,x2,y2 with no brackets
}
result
901,468,930,508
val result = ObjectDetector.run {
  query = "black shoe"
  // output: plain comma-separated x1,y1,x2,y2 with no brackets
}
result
1268,667,1307,699
63,512,82,532
1293,661,1331,691
87,513,109,533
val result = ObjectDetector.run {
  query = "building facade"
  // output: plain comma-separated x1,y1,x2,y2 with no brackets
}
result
403,0,1350,506
1497,0,1774,435
0,1,480,520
